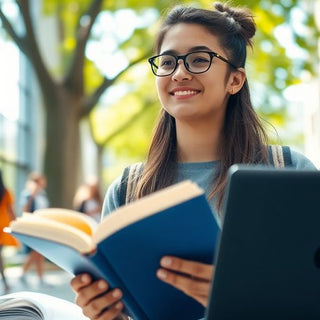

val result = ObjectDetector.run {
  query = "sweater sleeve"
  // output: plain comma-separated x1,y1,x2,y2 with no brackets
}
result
100,176,122,221
290,149,318,170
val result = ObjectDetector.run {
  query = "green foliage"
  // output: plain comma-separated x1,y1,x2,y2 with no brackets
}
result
84,59,104,94
91,62,159,158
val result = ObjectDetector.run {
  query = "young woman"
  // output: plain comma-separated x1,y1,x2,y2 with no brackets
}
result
71,2,316,319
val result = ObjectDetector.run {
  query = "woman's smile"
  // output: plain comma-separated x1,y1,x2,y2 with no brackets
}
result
170,86,201,99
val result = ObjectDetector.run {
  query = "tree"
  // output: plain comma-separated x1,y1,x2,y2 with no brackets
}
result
0,0,155,207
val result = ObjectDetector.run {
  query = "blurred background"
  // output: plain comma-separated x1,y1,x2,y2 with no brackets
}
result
0,0,319,299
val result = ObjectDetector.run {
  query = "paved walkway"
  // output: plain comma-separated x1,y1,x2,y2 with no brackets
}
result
1,249,76,302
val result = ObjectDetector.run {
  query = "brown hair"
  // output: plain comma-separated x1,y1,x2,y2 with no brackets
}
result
135,2,269,212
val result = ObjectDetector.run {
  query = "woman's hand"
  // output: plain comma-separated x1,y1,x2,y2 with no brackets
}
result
156,256,214,307
70,274,125,320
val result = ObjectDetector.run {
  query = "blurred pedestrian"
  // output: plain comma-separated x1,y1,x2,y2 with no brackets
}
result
19,172,49,286
0,169,19,292
73,178,102,222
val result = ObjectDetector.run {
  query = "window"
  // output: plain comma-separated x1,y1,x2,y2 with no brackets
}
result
0,17,33,208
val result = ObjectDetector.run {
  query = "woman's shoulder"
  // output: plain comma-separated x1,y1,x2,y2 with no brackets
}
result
267,145,317,170
101,162,144,220
101,176,122,219
289,148,318,170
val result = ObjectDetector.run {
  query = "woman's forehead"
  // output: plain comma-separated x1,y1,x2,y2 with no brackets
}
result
160,23,221,52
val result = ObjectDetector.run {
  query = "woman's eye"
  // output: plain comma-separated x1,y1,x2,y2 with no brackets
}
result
161,60,174,66
193,57,209,63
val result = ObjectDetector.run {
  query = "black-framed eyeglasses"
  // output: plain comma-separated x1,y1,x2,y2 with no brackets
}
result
148,51,238,77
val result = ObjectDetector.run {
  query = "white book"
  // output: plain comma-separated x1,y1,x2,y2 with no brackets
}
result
0,291,89,320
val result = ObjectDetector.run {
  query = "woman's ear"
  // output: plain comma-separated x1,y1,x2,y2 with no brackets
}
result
228,68,246,95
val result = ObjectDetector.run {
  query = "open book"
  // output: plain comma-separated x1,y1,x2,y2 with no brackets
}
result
0,291,89,320
6,180,220,320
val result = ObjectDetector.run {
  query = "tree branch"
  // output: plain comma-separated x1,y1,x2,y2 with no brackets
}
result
98,101,154,148
64,0,103,92
80,50,153,117
16,0,55,96
0,7,26,53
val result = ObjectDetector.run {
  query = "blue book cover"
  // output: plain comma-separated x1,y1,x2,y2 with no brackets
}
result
8,180,220,320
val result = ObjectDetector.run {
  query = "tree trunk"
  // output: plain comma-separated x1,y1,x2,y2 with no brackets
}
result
97,144,104,183
44,86,81,208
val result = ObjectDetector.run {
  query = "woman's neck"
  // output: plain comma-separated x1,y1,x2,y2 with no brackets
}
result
175,120,222,163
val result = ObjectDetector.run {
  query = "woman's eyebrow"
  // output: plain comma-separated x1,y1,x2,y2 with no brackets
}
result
160,49,176,55
160,46,212,55
189,45,211,52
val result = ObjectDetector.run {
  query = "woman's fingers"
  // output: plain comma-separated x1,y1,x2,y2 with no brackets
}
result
71,274,124,319
160,256,214,280
70,274,92,292
157,267,211,293
82,289,124,319
94,302,124,320
75,279,110,308
156,256,214,307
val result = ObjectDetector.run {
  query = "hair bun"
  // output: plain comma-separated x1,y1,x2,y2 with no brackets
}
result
214,2,256,47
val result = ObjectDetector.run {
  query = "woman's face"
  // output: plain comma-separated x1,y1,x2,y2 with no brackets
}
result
156,23,235,124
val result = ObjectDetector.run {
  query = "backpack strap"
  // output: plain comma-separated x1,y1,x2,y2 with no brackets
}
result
268,145,292,168
119,162,144,206
119,166,130,207
282,146,292,167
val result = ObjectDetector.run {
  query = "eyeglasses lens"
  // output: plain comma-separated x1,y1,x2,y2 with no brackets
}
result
186,52,211,73
152,55,176,76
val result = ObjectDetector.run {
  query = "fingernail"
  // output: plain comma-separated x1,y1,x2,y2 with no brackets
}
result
81,274,90,283
112,289,122,298
115,302,123,309
161,257,172,267
157,269,167,279
98,280,107,290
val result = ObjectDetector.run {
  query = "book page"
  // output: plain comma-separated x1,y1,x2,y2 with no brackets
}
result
0,298,43,319
94,180,204,243
0,292,89,320
8,215,95,253
29,208,97,236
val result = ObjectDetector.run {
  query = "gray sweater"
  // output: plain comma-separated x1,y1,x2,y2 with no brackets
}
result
102,149,317,223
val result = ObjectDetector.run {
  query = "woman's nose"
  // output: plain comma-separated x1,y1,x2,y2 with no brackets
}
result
171,60,192,81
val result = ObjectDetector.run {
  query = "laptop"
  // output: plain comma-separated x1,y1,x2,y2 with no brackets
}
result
206,165,320,320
